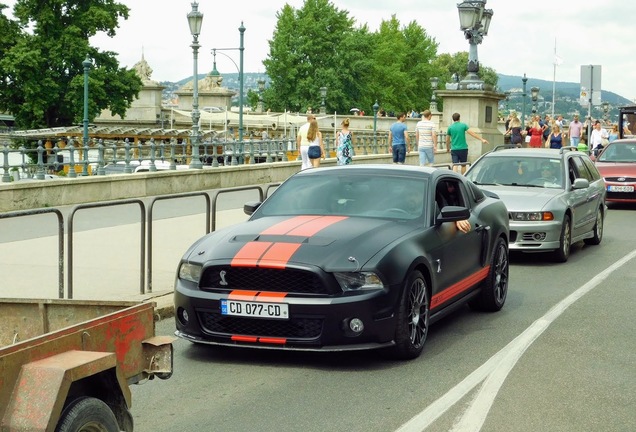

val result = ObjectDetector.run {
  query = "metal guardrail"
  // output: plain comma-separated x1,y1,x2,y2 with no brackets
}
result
1,184,279,299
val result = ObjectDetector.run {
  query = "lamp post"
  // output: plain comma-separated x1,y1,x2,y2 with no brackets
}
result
521,73,528,127
372,100,379,152
531,86,539,115
257,78,265,113
430,77,439,112
187,2,203,169
82,54,92,176
504,91,510,112
320,86,327,114
456,0,493,90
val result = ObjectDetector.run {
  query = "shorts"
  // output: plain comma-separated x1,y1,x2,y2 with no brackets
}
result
418,147,434,165
392,144,406,163
451,149,468,164
570,137,580,147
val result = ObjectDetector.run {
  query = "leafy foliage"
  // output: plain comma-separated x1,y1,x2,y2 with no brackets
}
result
0,0,142,129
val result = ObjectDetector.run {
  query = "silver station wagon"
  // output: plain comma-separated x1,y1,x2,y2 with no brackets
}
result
465,146,606,262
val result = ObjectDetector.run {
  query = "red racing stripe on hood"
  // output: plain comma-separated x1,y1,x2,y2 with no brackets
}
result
231,215,348,268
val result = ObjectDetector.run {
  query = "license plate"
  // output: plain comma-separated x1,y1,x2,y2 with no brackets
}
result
221,299,289,320
608,185,634,192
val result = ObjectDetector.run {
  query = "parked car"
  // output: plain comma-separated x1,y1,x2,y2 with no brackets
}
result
174,165,509,360
465,146,606,262
594,139,636,203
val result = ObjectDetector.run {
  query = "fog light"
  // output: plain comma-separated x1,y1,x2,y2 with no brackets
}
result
349,318,364,334
532,232,547,241
177,307,189,325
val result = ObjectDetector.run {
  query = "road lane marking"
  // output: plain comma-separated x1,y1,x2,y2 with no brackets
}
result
396,248,636,432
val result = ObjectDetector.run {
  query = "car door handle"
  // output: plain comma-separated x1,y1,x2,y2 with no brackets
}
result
474,224,490,232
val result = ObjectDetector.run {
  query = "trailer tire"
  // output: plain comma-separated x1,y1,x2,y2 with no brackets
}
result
55,396,120,432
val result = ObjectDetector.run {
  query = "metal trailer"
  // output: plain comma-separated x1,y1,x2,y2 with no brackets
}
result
0,298,174,432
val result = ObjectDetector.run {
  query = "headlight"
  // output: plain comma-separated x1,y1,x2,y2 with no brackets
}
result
179,262,202,283
334,272,384,292
510,211,554,221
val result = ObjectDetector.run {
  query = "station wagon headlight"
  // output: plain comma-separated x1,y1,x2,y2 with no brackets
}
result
179,262,202,283
510,211,554,221
334,272,384,291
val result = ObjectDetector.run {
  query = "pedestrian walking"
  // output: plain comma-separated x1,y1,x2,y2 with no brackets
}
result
545,124,564,149
388,112,411,164
446,112,488,174
336,118,354,165
306,119,324,168
528,120,543,148
415,109,438,166
505,112,523,147
568,114,584,148
297,113,316,170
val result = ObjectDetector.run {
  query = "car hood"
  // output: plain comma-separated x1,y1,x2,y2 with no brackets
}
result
183,215,418,270
477,185,561,211
595,162,636,177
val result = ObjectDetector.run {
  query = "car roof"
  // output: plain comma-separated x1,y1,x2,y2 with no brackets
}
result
480,146,584,161
296,164,463,181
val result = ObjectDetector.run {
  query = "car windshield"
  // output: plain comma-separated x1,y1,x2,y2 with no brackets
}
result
597,142,636,162
466,156,564,189
256,172,428,220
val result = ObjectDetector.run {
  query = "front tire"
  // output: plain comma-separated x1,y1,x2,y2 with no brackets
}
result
390,270,429,360
470,237,509,312
552,214,571,263
584,206,604,245
55,397,120,432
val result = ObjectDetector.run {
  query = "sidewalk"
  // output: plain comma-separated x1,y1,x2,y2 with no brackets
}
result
0,208,249,321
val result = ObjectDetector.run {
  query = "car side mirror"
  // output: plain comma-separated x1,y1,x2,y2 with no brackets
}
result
436,205,470,225
244,201,262,215
571,178,590,190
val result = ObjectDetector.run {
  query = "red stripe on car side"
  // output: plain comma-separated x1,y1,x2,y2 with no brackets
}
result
228,290,259,301
231,241,273,267
260,215,321,235
430,266,491,309
286,216,348,236
258,243,302,269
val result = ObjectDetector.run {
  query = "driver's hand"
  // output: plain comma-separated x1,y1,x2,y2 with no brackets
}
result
455,219,471,233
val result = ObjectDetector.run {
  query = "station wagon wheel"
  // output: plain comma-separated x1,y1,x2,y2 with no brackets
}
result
584,206,604,245
552,214,571,262
390,270,429,360
470,237,509,312
55,396,120,432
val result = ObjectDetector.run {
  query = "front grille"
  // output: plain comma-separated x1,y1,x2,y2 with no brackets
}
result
199,266,334,295
605,177,636,182
198,311,323,339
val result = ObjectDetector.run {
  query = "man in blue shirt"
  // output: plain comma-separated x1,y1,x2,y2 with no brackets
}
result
388,112,411,164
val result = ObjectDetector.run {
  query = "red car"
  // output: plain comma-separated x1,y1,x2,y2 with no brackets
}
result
595,139,636,203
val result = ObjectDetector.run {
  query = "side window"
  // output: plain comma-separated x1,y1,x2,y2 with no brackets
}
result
581,157,601,181
571,156,592,181
435,178,466,209
567,159,578,184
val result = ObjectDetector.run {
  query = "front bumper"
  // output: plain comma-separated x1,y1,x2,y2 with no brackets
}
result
174,282,399,352
508,219,563,251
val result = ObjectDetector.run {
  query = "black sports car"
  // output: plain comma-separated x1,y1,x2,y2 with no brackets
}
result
174,165,510,359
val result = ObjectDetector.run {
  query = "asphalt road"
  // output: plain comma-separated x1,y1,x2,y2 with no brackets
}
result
129,203,636,432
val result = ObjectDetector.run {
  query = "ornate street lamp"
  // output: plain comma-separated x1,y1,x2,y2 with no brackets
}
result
521,74,528,127
187,2,203,169
504,91,510,112
602,101,610,123
430,77,439,112
81,55,92,176
456,0,493,90
531,86,540,115
372,100,379,152
257,78,265,113
320,86,327,114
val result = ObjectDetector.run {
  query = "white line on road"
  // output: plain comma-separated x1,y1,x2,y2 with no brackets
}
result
396,248,636,432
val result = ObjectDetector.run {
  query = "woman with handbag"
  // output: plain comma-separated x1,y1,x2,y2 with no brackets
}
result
306,119,324,168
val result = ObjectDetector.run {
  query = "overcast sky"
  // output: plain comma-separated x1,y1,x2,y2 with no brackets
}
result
3,0,634,101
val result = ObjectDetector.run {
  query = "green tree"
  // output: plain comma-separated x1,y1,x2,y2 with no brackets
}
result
431,52,498,89
263,0,370,114
366,16,438,115
0,0,142,129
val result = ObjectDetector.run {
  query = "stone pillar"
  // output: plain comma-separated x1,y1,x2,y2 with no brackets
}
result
436,89,506,161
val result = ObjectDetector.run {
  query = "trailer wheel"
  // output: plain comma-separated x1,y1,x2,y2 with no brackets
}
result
55,397,120,432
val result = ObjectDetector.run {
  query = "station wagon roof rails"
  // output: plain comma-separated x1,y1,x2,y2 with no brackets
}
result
559,146,578,154
492,145,518,152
